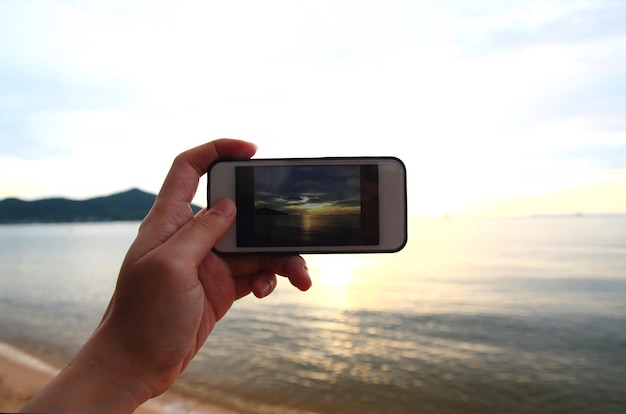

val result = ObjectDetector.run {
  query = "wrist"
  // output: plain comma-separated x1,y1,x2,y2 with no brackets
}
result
21,333,153,414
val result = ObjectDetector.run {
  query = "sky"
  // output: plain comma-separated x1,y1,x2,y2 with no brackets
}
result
1,0,625,217
253,165,361,215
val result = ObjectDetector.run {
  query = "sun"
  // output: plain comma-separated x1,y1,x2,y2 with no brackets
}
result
308,255,355,289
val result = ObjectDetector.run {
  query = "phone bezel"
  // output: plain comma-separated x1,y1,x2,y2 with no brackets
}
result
207,157,407,254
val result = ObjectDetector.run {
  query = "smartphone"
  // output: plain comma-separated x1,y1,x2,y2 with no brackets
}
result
207,157,407,254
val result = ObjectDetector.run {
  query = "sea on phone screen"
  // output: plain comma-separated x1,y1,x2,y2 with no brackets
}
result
254,214,361,246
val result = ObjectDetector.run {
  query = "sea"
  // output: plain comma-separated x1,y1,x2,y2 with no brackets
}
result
1,216,625,414
250,214,364,247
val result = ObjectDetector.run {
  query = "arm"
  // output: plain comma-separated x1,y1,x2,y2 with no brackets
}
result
21,139,312,413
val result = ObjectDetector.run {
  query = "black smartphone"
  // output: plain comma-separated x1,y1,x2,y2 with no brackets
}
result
207,157,407,254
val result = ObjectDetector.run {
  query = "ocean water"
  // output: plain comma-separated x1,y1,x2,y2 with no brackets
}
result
250,214,364,247
1,217,625,413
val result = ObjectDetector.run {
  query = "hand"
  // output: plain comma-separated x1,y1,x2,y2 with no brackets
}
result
21,139,312,414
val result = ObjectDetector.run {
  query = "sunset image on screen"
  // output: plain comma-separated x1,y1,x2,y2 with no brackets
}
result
247,165,366,246
253,165,361,216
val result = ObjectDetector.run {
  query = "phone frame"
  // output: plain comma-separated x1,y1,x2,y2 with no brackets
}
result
207,157,407,254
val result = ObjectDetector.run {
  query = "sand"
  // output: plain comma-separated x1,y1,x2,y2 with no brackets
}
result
0,341,241,414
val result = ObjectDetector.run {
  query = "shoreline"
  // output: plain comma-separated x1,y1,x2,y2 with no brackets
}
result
0,340,241,414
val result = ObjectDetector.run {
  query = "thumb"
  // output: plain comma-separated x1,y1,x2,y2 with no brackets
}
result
165,199,236,266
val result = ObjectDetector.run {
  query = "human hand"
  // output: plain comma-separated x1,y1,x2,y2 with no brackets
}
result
21,139,312,414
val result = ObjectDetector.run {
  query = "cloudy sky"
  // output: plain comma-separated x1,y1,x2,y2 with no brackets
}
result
253,165,361,215
1,0,625,217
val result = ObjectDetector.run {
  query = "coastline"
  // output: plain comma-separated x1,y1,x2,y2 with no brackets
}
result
0,340,241,414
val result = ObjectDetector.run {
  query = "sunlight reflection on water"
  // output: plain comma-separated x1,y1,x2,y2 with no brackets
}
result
1,217,626,413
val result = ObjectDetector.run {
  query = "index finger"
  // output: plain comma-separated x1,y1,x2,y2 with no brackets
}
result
137,139,257,251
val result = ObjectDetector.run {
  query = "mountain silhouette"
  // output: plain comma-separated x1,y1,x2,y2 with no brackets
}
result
254,207,288,215
0,188,202,223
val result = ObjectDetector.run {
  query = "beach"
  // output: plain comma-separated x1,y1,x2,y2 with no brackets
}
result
0,340,240,414
1,218,625,413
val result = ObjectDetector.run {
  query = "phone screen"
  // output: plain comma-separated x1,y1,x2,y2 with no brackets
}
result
235,164,379,247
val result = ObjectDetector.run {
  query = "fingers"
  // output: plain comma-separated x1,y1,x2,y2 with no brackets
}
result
227,255,312,292
162,199,237,268
252,272,277,298
135,139,257,254
233,271,278,300
157,139,257,206
279,256,313,291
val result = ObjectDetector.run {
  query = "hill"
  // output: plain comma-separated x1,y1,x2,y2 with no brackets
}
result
0,189,202,224
255,207,288,215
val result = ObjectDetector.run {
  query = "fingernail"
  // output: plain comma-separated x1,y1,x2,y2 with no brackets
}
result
303,264,312,287
209,199,236,218
261,281,272,297
260,276,276,298
248,141,259,152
